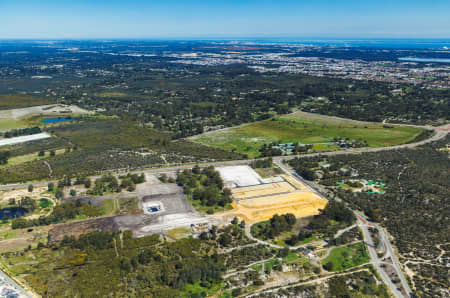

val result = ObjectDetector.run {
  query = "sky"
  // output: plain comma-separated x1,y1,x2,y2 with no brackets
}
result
1,0,450,39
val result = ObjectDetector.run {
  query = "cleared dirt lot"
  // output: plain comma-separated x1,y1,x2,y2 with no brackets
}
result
50,179,212,240
214,166,328,223
0,104,93,120
141,183,195,216
228,192,327,223
48,216,119,242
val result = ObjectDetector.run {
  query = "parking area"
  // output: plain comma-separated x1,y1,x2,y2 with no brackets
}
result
140,183,195,215
117,178,211,237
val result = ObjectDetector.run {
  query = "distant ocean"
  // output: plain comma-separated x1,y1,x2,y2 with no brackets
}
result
239,38,450,49
398,57,450,63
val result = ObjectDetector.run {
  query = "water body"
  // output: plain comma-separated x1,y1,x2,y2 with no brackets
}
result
398,57,450,63
43,117,81,123
231,38,450,49
0,207,26,220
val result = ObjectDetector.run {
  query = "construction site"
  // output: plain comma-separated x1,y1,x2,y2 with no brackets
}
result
45,164,328,242
216,166,328,223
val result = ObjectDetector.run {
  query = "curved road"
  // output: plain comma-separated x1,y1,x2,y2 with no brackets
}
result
1,124,448,192
0,124,447,297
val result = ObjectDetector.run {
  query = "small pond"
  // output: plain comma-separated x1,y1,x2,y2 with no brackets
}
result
0,207,27,220
43,117,81,124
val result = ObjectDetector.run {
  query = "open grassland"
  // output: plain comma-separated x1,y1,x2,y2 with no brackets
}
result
0,149,64,168
191,111,424,158
321,242,370,271
0,94,52,110
251,216,321,247
0,118,28,132
101,197,141,216
94,92,128,98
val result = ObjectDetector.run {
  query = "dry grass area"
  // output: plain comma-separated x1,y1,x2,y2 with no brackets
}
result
0,226,51,252
48,217,118,242
167,227,192,240
0,186,51,206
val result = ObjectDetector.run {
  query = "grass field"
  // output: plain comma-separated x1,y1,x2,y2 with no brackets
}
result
321,242,370,271
0,119,28,131
94,92,128,98
101,197,141,216
167,227,192,240
191,111,424,158
101,199,119,216
0,94,51,110
181,281,224,297
0,149,65,168
251,217,322,247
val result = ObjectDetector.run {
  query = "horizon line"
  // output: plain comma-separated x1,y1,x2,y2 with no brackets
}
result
1,36,450,41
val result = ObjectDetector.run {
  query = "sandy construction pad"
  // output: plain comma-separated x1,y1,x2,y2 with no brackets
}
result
231,182,295,199
215,192,327,223
240,192,325,209
282,175,309,190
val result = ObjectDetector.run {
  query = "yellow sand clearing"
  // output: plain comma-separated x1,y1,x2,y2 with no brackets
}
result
222,192,328,223
231,182,295,199
283,175,308,190
240,192,325,209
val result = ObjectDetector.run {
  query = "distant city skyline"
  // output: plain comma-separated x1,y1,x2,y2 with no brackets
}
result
1,0,450,39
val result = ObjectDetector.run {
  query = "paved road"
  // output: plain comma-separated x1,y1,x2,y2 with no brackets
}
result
355,211,413,297
275,150,415,297
0,123,446,297
1,124,448,192
356,213,406,298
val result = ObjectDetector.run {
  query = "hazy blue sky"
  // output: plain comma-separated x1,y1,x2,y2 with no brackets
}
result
1,0,449,39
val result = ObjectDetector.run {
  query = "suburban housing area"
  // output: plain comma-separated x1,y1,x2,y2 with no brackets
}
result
0,39,448,298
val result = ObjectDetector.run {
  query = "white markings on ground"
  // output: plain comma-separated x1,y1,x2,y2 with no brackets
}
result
0,133,51,146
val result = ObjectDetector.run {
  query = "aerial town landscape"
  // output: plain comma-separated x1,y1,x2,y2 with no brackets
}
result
0,1,449,297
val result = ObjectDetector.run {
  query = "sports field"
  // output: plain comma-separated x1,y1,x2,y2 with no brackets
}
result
191,111,424,158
